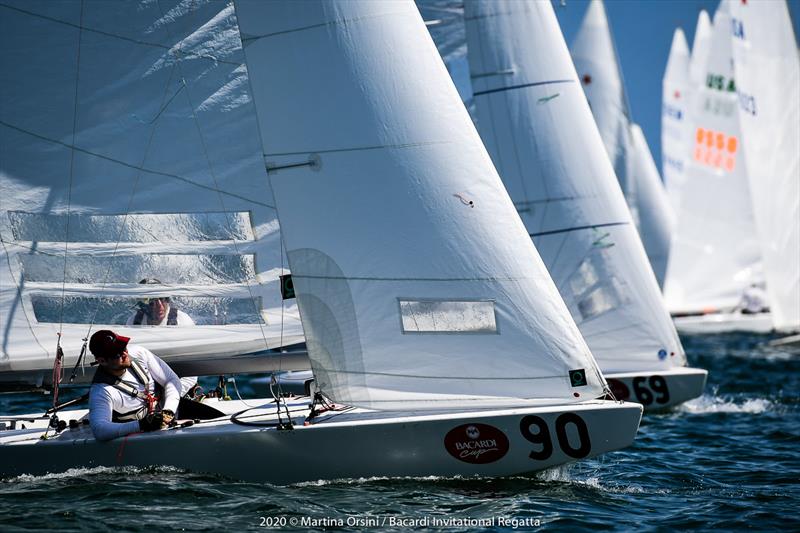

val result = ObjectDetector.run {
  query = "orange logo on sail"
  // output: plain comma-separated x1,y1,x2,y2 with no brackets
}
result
693,127,737,173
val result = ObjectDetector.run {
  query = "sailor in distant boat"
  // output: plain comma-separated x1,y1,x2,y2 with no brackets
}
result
88,330,181,441
126,278,194,327
126,278,200,398
739,283,769,315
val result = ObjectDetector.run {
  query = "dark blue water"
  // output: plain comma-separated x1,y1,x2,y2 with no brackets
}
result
0,333,797,531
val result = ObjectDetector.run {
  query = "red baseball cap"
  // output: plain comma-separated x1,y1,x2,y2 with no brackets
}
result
89,330,130,358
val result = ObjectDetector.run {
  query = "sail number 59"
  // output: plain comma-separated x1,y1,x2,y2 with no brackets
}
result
519,413,591,460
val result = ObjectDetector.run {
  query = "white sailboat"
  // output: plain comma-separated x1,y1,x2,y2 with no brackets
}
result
0,0,308,392
664,2,771,334
570,0,673,290
664,11,711,223
662,28,691,221
729,0,800,340
463,0,705,411
0,0,641,482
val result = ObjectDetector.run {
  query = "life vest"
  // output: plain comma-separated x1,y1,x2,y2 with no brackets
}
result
132,306,178,326
92,358,161,422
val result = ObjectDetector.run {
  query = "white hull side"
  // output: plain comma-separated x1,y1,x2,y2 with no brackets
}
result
605,367,707,412
673,312,774,334
1,399,641,484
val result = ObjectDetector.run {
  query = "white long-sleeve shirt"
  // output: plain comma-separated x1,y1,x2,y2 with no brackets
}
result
89,345,181,441
125,307,198,395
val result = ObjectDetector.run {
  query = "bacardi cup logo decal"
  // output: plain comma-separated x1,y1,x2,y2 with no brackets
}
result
444,423,509,464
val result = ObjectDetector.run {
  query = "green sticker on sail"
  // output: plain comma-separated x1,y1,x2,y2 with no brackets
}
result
569,369,588,387
280,274,295,300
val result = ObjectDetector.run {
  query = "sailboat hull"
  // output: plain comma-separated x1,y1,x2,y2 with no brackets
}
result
673,312,774,334
605,367,707,412
0,399,641,484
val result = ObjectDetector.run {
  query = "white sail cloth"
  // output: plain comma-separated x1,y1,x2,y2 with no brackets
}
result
662,28,691,220
664,3,764,313
235,0,605,409
570,0,673,290
689,11,713,89
629,124,674,289
0,0,302,380
730,0,800,332
570,0,634,212
463,0,684,374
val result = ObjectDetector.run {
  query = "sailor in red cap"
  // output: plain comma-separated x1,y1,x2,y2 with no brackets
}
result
88,330,182,441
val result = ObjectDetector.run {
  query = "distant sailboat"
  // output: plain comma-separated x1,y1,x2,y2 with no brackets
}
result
570,0,673,290
464,0,705,411
664,2,771,334
0,0,641,482
0,0,308,392
730,0,800,340
662,28,691,220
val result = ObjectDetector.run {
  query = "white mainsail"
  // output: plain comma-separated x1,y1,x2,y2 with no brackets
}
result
629,124,674,289
570,0,672,290
730,0,800,332
0,0,304,388
662,28,691,220
664,2,764,314
463,0,685,375
235,0,606,410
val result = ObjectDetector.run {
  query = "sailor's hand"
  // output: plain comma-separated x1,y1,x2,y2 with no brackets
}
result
161,409,175,428
138,412,164,432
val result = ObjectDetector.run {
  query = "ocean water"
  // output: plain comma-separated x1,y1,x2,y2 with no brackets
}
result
0,332,797,531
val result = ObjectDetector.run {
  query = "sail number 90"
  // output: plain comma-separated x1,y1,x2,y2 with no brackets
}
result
519,413,591,460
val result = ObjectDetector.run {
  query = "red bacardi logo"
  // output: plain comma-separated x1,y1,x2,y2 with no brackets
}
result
607,378,630,401
444,423,509,464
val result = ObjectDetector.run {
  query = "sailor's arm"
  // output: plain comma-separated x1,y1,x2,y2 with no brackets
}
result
88,385,140,441
143,349,181,414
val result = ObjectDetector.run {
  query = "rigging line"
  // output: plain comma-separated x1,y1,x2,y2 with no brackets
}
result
162,1,273,356
0,121,276,210
529,221,629,238
86,46,184,336
58,0,85,339
0,3,240,67
473,79,574,97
